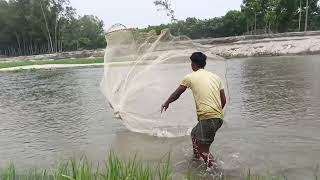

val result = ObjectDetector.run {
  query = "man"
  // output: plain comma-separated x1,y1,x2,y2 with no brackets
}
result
161,52,226,168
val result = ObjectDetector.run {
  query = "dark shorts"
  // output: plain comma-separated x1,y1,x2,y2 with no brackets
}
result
191,118,223,145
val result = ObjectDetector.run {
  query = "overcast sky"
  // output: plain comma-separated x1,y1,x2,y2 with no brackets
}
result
70,0,243,30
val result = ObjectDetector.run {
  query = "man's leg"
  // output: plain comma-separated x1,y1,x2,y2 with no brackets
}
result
191,123,201,160
198,143,215,168
200,119,222,167
192,136,200,159
192,136,215,166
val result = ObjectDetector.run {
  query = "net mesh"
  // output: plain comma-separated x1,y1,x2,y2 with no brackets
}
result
100,24,225,137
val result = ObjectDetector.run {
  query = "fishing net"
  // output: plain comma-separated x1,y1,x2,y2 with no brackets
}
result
100,24,225,137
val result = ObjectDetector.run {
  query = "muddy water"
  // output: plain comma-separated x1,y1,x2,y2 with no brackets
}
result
0,55,319,179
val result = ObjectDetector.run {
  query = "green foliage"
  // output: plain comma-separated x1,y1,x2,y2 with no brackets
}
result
236,0,320,33
2,0,320,56
0,155,318,180
0,153,172,180
1,163,16,180
146,0,320,39
0,0,106,57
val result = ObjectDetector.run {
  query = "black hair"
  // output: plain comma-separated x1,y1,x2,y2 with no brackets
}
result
190,52,207,68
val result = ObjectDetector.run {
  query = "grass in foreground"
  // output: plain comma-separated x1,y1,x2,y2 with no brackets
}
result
0,153,319,180
0,58,104,69
1,153,172,180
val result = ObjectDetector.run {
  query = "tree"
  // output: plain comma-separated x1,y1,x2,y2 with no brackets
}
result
146,0,320,38
305,0,309,31
265,0,280,32
154,0,177,22
220,11,247,36
242,0,263,34
298,0,303,31
0,0,106,56
77,15,106,49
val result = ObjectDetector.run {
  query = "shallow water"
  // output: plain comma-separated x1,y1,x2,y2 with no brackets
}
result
0,55,320,179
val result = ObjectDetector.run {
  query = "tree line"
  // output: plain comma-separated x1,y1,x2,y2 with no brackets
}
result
1,0,320,57
0,0,106,57
144,0,320,39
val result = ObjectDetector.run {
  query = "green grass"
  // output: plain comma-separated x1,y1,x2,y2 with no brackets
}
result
0,153,172,180
0,153,319,180
0,58,104,69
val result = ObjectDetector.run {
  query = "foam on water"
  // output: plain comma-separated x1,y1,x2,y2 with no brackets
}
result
100,25,224,137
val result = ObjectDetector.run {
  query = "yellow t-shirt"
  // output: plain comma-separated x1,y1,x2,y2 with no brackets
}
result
181,69,224,120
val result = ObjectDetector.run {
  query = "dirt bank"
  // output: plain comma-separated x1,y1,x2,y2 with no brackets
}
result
207,35,320,58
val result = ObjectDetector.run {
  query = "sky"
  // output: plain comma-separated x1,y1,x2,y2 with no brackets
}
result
70,0,243,30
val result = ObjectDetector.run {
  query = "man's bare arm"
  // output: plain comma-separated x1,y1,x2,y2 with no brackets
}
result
220,89,226,109
161,85,187,112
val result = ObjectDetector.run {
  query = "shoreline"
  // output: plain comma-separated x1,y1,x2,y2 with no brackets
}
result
203,35,320,58
0,63,104,72
1,53,319,72
222,50,320,59
0,32,319,61
1,32,320,71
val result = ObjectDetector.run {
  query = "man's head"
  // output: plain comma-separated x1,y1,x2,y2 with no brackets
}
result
190,52,207,71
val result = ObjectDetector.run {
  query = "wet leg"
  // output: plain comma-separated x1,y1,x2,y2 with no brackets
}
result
192,136,201,160
198,143,215,168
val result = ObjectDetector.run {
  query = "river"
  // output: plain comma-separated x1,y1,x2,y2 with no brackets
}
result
0,55,319,179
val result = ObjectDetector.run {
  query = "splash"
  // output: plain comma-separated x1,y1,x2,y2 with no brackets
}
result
100,24,224,137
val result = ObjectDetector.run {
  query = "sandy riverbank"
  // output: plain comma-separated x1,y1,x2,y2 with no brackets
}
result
206,35,320,58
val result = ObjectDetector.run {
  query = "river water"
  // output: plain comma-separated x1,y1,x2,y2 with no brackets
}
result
0,55,319,179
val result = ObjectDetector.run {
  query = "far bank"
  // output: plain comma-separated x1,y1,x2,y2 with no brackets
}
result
0,31,320,71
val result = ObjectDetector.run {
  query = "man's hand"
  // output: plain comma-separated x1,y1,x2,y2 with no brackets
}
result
161,85,187,113
161,102,169,113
